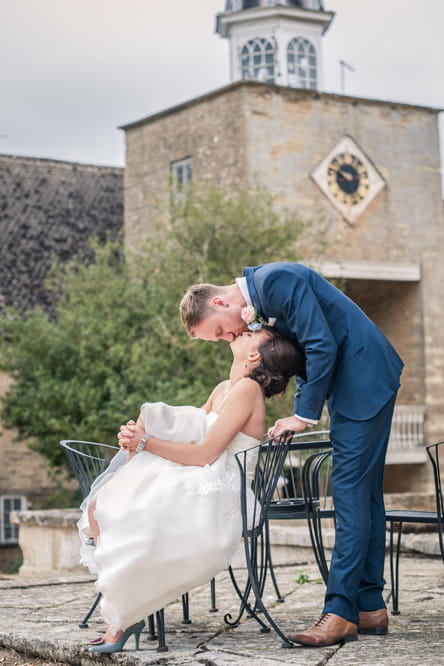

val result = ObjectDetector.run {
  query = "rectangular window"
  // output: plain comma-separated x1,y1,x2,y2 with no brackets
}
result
171,157,192,197
0,495,26,544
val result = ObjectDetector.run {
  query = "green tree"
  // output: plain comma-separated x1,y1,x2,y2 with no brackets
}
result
0,187,321,470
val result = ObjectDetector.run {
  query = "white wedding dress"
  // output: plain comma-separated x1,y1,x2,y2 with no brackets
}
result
78,402,260,633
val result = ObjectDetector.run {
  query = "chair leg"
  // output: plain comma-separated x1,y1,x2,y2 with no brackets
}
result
224,565,255,627
302,452,331,585
146,614,157,641
78,592,102,628
224,544,270,632
209,577,218,612
305,503,329,585
390,522,402,615
155,609,168,652
311,509,330,584
181,593,192,624
255,526,272,618
265,520,284,602
241,528,293,648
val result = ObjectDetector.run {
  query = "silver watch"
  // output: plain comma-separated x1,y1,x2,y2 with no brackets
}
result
136,434,152,453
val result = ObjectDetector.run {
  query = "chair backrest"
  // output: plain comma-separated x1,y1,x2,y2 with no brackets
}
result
272,430,333,516
235,432,291,533
426,440,444,561
235,430,333,586
60,439,119,498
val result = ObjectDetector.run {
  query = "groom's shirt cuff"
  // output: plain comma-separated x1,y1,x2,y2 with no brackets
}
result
294,414,319,426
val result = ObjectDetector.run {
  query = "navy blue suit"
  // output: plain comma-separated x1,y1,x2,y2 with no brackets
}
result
245,262,404,622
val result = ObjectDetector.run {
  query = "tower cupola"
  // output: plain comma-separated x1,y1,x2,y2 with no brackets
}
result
216,1,334,90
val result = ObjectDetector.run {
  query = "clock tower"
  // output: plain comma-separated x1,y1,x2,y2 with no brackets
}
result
216,1,334,90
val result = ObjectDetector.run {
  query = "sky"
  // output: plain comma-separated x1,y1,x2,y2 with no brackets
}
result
1,0,443,189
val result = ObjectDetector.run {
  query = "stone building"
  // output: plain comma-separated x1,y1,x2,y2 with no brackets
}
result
121,1,444,493
0,154,123,568
0,154,123,313
1,1,442,568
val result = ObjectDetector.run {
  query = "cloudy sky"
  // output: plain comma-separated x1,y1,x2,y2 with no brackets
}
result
1,0,443,188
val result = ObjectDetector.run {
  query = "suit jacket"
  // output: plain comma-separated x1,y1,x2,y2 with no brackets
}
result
244,262,404,421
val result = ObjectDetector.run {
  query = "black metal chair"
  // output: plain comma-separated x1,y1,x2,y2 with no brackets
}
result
225,431,334,646
60,439,197,652
226,431,293,647
267,431,334,596
301,446,334,584
61,439,118,498
60,441,119,625
385,440,444,614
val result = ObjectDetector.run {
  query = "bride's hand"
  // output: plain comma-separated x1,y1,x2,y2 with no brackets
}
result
118,420,145,450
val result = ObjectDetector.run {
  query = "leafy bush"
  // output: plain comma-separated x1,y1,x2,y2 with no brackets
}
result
0,187,319,469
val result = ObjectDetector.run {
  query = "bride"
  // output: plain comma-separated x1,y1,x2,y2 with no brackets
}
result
79,326,304,653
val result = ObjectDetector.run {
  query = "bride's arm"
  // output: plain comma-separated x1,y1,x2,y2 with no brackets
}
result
120,378,263,467
117,384,226,452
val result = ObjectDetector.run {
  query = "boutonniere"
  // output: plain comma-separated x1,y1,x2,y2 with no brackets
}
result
241,305,276,331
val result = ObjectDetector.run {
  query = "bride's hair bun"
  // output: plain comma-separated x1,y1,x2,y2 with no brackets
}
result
248,327,306,398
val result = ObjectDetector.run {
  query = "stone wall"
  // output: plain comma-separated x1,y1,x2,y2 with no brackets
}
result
241,85,443,441
11,509,84,577
124,85,250,252
243,86,442,261
0,370,68,572
10,503,441,579
345,281,424,406
0,371,62,504
123,81,444,450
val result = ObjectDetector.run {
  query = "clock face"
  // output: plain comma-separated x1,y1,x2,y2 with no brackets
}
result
327,152,370,206
311,136,385,226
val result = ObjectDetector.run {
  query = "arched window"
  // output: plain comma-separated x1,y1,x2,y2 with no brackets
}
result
242,0,260,8
287,37,317,89
240,37,275,83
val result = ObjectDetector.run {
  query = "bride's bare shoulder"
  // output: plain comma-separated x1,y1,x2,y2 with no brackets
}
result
212,379,230,396
204,380,230,412
229,377,263,402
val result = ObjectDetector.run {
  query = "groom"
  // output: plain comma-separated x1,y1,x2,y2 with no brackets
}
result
180,261,404,647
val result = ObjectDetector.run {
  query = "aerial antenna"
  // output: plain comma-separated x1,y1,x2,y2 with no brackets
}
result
339,59,355,94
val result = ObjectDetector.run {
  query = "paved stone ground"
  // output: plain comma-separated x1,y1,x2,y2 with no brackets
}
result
0,554,443,666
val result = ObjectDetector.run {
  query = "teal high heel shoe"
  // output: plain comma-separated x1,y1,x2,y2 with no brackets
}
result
88,619,145,653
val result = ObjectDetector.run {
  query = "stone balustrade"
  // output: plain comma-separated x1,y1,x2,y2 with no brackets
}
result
10,496,440,578
10,509,84,577
10,508,330,576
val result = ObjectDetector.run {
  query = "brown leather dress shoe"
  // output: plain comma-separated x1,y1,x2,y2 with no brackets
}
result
288,613,358,647
358,609,388,635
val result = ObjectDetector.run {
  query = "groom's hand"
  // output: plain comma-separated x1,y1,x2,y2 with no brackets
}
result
268,415,308,439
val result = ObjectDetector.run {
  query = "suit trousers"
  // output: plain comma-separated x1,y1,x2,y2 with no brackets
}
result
323,394,397,624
